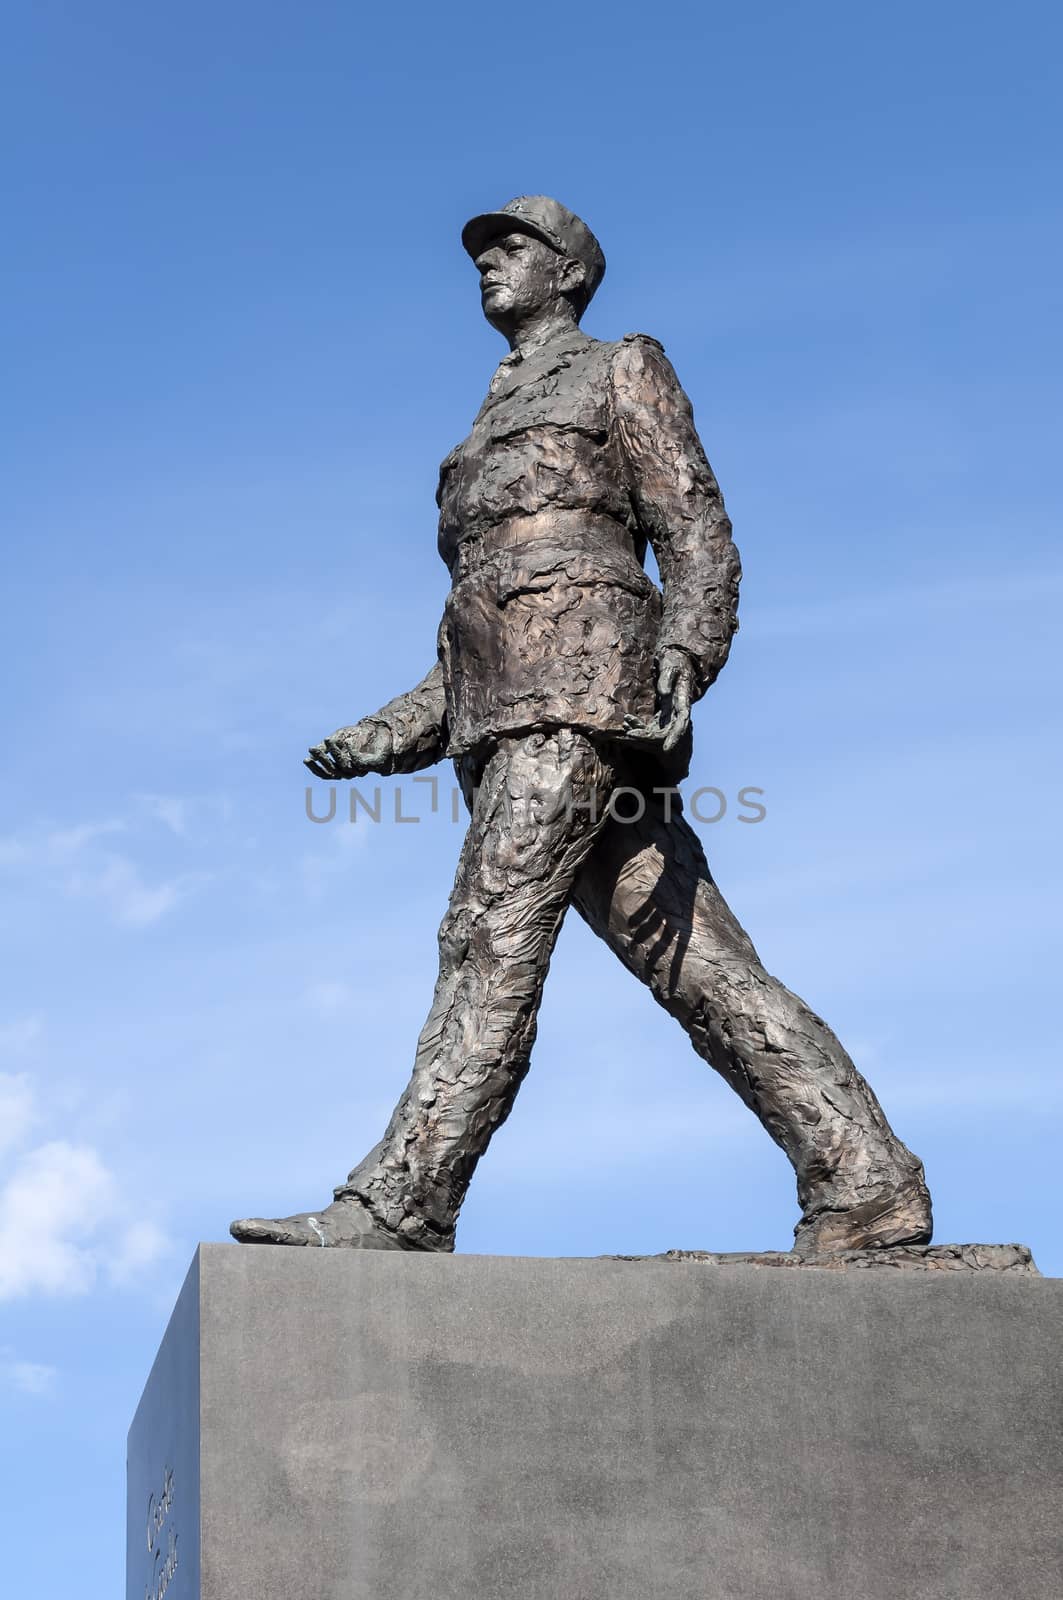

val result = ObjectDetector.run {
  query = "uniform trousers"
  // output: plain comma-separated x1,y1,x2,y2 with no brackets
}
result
341,729,925,1249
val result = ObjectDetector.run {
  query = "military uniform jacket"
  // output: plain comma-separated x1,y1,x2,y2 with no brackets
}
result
432,327,740,776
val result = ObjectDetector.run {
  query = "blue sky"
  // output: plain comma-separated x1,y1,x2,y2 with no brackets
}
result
3,2,1062,1593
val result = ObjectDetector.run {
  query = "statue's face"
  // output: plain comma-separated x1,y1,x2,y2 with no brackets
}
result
475,231,566,327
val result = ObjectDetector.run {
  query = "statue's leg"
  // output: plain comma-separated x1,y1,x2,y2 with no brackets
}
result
572,790,932,1256
232,729,615,1249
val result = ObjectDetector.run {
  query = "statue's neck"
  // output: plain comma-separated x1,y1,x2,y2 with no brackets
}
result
506,308,580,357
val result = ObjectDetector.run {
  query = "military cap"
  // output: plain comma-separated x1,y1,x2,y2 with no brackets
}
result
461,195,606,308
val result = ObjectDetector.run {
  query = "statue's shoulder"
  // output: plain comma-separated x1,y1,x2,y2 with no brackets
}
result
620,331,666,353
582,332,666,367
605,333,679,398
606,332,670,378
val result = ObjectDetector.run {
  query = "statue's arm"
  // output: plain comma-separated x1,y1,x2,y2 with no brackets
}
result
611,335,741,701
368,661,448,774
306,661,447,780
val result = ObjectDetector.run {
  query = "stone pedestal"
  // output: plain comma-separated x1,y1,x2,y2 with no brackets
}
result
128,1244,1062,1600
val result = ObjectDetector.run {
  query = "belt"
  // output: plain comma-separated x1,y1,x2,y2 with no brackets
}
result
452,510,637,579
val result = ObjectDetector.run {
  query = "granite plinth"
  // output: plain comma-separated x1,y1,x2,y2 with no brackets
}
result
128,1244,1062,1600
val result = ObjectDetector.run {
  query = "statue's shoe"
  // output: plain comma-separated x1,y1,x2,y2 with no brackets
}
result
230,1197,410,1249
793,1175,933,1259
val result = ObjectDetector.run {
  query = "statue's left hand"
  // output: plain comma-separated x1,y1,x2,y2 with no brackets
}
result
656,648,695,753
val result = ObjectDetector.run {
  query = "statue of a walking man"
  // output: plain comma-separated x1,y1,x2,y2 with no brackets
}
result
231,196,932,1258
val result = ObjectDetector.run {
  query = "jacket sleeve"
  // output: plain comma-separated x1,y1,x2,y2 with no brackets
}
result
359,660,448,775
611,334,740,696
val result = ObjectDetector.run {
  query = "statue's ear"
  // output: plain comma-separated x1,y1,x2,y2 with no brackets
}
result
559,256,587,297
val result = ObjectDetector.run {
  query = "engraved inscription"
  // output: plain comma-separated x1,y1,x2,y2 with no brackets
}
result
145,1466,178,1600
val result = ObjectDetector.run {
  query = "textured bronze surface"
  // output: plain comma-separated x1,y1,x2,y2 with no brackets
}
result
635,1244,1040,1273
232,196,936,1259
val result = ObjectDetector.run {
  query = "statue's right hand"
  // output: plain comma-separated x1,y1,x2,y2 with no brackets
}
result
305,720,393,780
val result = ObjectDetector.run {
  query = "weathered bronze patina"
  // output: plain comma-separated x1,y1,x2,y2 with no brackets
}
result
232,196,932,1258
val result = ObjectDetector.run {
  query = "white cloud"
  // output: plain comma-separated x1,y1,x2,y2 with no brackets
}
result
0,1049,170,1302
0,1140,118,1299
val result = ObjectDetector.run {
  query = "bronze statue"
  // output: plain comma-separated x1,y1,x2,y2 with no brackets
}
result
231,196,932,1258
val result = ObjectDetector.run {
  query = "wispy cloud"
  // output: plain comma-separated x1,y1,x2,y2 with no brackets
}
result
0,816,203,928
107,1220,171,1286
137,794,189,838
0,1022,43,1158
65,854,192,926
0,1075,35,1158
0,819,121,868
1,1353,57,1396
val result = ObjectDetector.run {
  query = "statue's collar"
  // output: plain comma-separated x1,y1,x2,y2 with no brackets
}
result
483,329,596,408
510,322,589,361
